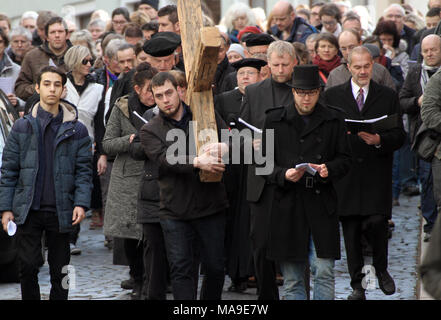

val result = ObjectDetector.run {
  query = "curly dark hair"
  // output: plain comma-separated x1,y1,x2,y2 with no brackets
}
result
373,20,400,48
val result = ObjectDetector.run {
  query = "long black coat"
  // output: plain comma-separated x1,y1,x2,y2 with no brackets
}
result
262,103,352,262
214,88,243,124
324,80,406,219
215,88,253,278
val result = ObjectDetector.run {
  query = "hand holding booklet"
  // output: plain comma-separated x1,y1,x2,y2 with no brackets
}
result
295,163,317,176
345,114,400,134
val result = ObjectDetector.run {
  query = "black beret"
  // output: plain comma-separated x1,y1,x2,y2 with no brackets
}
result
140,0,159,10
231,58,267,71
244,33,276,47
143,32,181,57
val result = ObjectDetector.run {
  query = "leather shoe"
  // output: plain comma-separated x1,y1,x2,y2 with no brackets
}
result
377,270,395,295
347,289,366,300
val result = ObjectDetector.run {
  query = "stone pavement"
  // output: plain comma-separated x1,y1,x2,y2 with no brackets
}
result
0,194,425,300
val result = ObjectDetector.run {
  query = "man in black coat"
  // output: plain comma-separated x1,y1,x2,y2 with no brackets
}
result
262,65,352,299
139,72,229,300
324,46,406,300
215,58,267,293
400,34,441,241
239,40,297,300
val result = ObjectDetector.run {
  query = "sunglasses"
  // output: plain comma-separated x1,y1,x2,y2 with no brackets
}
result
82,58,94,65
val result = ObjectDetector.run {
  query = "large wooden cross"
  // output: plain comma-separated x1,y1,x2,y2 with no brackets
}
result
177,0,222,182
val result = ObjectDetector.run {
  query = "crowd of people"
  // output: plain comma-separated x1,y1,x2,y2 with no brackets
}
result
1,0,441,301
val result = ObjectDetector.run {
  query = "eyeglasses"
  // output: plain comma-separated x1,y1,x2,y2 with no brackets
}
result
322,20,337,26
294,89,320,97
112,20,127,25
82,58,94,65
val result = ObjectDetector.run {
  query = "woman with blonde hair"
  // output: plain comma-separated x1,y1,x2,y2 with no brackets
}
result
64,45,106,242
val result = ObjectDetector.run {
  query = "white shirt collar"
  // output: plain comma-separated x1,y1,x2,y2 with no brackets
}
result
351,79,369,103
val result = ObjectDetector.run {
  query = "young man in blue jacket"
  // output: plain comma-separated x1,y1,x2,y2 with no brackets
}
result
0,66,93,300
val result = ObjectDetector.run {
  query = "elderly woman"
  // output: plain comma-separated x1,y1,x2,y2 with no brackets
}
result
373,20,409,78
64,45,106,253
313,32,341,82
227,43,245,64
0,29,22,111
224,2,257,43
70,30,97,61
87,19,106,42
102,63,158,299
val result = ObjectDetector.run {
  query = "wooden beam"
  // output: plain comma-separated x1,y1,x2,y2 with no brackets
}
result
177,0,222,182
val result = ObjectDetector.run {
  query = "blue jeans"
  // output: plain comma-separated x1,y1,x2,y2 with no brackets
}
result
279,236,335,300
160,212,226,300
419,159,438,233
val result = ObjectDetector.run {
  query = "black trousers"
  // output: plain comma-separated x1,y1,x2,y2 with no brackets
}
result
16,210,70,300
124,238,144,283
340,215,389,290
142,223,168,300
249,194,279,300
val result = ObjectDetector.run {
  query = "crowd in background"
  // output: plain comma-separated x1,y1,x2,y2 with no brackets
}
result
1,0,441,300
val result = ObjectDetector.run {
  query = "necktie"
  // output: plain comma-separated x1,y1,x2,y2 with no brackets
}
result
356,88,364,112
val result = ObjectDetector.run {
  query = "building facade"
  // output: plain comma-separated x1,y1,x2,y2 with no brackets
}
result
1,1,431,31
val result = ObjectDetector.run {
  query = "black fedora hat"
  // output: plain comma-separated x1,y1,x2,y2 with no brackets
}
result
287,65,321,90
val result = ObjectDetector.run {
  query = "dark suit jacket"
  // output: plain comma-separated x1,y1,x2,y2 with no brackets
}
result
324,80,405,218
239,77,293,202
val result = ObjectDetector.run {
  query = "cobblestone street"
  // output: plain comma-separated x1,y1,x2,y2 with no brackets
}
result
0,194,421,300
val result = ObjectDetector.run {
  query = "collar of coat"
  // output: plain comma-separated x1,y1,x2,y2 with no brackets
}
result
29,99,77,123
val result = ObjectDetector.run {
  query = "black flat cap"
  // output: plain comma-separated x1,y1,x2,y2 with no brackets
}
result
231,58,267,71
140,0,159,10
243,33,276,47
143,32,181,57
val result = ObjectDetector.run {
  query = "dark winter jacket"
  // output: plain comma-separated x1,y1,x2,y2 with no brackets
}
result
270,17,317,44
139,104,229,220
129,107,160,224
0,100,93,233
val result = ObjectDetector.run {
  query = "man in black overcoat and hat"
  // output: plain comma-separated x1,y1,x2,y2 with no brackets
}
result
261,65,352,299
324,46,406,300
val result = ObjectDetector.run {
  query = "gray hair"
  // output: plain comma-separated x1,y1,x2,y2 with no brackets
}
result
70,29,97,58
9,26,32,41
347,46,372,65
64,45,92,72
223,2,256,32
20,11,38,22
267,40,296,61
104,38,127,59
384,4,405,17
88,19,106,30
117,43,135,55
305,33,320,44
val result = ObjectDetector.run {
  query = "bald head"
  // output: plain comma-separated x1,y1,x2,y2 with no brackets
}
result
272,1,295,32
338,30,361,60
273,0,293,13
422,34,441,67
